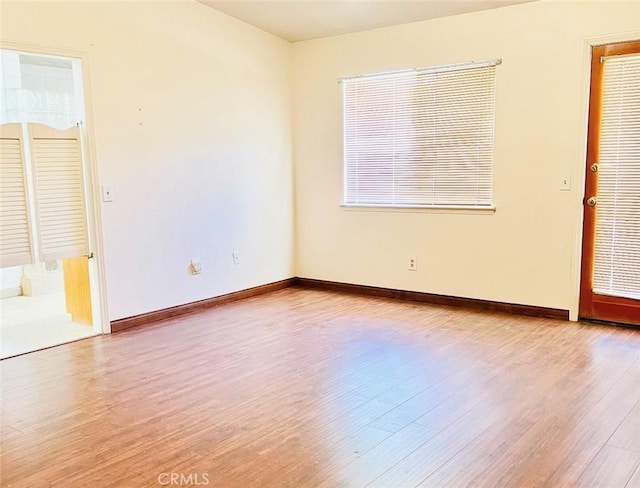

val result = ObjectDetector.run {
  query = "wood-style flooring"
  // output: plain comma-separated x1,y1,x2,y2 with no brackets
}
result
2,287,640,487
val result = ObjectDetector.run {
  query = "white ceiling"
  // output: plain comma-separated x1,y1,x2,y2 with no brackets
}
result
198,0,538,42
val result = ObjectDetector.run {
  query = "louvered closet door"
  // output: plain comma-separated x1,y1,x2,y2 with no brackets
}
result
580,41,640,326
0,124,33,267
29,123,89,262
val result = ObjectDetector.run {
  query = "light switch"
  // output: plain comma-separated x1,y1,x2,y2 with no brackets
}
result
560,175,571,191
102,186,113,202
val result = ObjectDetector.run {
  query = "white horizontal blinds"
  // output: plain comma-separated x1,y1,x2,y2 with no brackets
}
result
433,68,495,205
0,123,33,267
30,123,89,261
344,63,496,206
593,53,640,300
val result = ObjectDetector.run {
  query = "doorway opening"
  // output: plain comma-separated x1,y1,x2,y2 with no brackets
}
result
0,48,104,358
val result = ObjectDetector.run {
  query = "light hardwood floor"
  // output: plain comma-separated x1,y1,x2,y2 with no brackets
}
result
1,287,640,487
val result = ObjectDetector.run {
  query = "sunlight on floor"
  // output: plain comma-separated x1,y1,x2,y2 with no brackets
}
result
0,293,96,359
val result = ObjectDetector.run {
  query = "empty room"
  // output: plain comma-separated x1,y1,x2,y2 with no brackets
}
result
1,0,639,486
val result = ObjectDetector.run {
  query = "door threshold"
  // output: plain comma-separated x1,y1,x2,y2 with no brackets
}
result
0,333,101,360
579,318,640,331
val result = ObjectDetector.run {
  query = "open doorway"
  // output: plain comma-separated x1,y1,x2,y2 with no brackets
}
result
0,261,94,358
0,48,104,358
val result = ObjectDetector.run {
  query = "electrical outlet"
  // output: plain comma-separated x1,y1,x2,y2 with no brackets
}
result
232,252,240,265
190,258,202,275
408,257,417,271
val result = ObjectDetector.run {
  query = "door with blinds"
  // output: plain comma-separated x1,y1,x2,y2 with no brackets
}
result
579,40,640,326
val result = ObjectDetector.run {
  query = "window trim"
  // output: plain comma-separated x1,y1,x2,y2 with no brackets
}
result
340,203,497,214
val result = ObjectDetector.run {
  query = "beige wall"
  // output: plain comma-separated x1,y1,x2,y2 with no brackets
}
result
1,0,294,320
2,0,638,323
292,0,640,318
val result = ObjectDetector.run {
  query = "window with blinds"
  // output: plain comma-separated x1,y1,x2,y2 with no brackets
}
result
343,60,498,207
592,53,640,300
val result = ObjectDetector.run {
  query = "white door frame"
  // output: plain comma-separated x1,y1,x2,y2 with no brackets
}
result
0,40,110,334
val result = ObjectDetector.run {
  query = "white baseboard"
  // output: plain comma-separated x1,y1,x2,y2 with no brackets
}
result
0,286,22,299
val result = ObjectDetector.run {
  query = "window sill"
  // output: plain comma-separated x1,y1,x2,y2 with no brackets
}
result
340,204,496,214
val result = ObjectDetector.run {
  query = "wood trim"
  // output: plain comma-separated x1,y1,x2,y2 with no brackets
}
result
579,40,640,324
590,294,640,327
111,278,296,332
578,42,605,319
111,276,570,333
294,278,569,320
